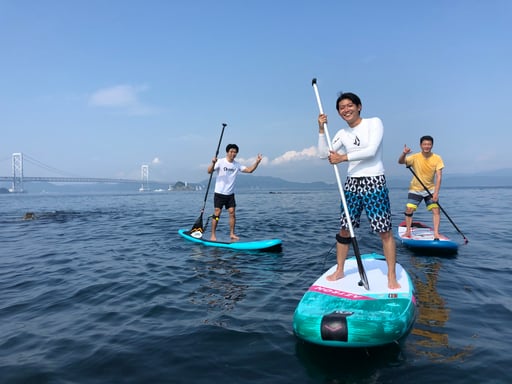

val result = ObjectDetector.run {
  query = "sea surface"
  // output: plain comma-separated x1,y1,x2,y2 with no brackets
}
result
1,186,511,384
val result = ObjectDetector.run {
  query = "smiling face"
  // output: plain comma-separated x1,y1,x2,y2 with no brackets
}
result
336,93,363,127
338,100,361,127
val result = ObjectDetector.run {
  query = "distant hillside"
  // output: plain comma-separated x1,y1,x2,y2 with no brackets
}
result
199,175,333,191
387,169,512,188
205,172,512,190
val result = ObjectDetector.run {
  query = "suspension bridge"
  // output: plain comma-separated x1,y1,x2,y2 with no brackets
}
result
0,153,154,193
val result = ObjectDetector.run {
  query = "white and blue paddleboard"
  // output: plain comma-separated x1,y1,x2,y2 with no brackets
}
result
397,221,458,254
178,229,282,252
293,253,417,348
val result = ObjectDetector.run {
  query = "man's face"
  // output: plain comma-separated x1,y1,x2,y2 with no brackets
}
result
227,148,238,161
420,140,433,153
337,100,360,125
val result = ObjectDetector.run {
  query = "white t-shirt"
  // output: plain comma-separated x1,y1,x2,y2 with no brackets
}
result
213,157,247,195
318,117,385,177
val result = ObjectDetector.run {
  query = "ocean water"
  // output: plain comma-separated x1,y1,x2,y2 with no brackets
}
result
0,186,510,384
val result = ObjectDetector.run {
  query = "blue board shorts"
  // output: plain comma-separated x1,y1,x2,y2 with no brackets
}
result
341,175,392,233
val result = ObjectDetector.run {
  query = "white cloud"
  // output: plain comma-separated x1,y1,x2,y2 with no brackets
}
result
152,157,161,165
88,84,156,115
270,146,319,165
218,146,320,169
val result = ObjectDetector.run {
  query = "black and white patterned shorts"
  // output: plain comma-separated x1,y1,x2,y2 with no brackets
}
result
340,175,392,233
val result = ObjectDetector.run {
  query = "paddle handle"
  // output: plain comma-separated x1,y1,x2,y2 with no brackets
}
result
214,123,228,158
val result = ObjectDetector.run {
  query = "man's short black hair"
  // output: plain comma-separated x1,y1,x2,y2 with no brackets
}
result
420,135,434,144
226,144,239,153
335,92,362,111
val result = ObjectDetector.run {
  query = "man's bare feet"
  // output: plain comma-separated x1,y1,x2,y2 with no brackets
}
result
210,236,217,241
388,279,401,290
230,234,240,241
326,270,344,281
403,231,411,238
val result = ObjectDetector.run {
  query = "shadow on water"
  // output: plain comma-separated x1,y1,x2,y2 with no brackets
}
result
186,247,250,326
295,339,404,383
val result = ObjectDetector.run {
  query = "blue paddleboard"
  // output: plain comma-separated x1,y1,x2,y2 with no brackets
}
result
178,228,282,252
397,221,458,254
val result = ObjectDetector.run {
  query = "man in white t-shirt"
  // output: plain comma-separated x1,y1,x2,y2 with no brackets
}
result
207,144,262,241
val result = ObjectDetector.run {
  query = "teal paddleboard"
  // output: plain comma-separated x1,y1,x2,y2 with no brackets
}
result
293,253,417,347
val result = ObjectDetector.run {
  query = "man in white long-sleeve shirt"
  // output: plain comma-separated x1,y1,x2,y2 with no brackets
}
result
317,92,400,289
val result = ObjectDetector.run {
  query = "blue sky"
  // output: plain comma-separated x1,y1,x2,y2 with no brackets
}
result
1,0,511,184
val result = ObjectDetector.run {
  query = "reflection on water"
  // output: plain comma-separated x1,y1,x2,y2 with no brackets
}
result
409,256,473,362
189,248,248,327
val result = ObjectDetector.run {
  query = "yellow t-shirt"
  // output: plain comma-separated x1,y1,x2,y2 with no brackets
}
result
405,153,444,191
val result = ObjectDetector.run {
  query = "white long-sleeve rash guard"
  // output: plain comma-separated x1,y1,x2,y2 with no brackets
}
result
318,117,386,177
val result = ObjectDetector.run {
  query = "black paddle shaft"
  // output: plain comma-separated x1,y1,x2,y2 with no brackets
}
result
202,123,227,210
351,237,369,287
190,123,227,233
407,166,468,243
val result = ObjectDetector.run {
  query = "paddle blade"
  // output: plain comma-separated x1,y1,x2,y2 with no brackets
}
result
190,230,203,239
189,213,204,238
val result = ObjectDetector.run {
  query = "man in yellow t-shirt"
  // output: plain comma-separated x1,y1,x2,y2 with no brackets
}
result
398,135,444,239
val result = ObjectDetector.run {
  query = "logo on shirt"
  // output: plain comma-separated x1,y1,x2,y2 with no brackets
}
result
223,167,236,173
354,136,360,146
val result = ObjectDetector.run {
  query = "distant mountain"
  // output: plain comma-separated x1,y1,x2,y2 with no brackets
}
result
198,175,334,191
470,168,512,177
204,171,512,190
433,168,512,187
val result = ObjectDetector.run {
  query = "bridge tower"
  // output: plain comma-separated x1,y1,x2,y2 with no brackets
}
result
10,153,24,193
139,165,149,192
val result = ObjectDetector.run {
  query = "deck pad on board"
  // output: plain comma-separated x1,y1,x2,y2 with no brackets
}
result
312,257,411,298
